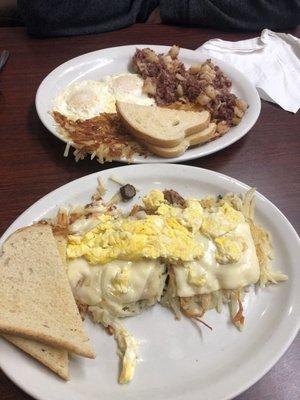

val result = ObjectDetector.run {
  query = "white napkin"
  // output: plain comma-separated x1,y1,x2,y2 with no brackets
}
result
196,29,300,113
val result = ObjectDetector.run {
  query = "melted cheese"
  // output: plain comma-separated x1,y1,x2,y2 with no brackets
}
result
67,258,166,317
69,217,102,235
173,222,260,296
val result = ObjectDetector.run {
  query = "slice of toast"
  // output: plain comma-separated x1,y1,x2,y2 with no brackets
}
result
0,224,94,359
2,334,69,380
116,101,210,147
144,123,217,158
1,232,70,380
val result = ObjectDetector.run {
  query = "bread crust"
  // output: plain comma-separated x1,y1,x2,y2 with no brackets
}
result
0,224,95,359
117,101,210,147
2,334,69,380
142,123,217,158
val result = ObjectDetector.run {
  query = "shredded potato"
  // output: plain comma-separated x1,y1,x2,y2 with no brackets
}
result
53,111,148,163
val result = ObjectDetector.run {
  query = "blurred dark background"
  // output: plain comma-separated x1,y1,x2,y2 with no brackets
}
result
0,0,22,26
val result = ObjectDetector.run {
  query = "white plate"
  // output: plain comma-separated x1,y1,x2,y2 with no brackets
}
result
35,45,261,163
0,164,299,400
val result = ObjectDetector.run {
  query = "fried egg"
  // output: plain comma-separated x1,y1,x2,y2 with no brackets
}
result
104,73,155,106
53,73,154,121
53,80,116,120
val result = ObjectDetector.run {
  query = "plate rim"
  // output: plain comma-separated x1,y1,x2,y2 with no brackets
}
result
35,44,261,164
0,164,299,400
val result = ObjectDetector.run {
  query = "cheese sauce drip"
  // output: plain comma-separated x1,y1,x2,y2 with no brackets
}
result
67,190,260,302
174,223,260,296
68,258,166,317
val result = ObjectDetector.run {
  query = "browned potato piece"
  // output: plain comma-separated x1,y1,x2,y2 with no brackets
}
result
189,63,202,74
196,93,211,106
232,117,242,126
176,84,184,97
205,85,216,99
143,77,156,95
168,45,180,59
234,106,244,118
217,121,230,135
143,48,159,63
236,98,248,112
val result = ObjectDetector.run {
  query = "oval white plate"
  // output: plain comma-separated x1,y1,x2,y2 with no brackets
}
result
0,164,299,400
35,45,261,163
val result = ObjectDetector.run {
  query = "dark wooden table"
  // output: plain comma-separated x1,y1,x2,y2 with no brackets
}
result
0,24,299,400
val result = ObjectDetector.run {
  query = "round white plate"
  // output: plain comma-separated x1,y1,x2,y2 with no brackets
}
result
35,45,261,163
0,164,299,400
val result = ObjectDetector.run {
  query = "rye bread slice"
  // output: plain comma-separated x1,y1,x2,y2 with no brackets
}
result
116,101,210,147
0,224,94,359
2,334,69,380
143,122,217,158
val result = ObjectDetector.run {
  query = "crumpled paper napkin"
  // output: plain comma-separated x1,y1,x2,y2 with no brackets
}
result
197,29,300,113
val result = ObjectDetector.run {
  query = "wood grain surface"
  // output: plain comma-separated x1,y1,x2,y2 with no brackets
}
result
0,25,299,400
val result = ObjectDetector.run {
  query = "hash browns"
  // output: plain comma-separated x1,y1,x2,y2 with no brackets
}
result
53,111,148,163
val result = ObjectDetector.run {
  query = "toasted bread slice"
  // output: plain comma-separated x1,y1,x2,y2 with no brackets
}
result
2,334,69,380
54,234,68,270
0,224,94,359
1,232,70,380
144,123,217,158
116,101,210,147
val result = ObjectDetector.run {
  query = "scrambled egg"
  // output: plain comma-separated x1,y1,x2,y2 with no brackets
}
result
187,266,206,287
67,213,203,264
142,189,165,211
157,199,203,232
88,306,139,385
214,235,246,264
115,327,139,384
112,266,130,295
66,189,261,384
201,202,244,238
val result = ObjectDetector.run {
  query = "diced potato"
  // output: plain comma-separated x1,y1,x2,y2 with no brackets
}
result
236,98,248,112
196,94,211,106
205,85,216,99
143,77,156,95
176,84,184,97
189,63,202,74
168,45,180,59
234,106,244,118
217,121,230,135
232,117,242,126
